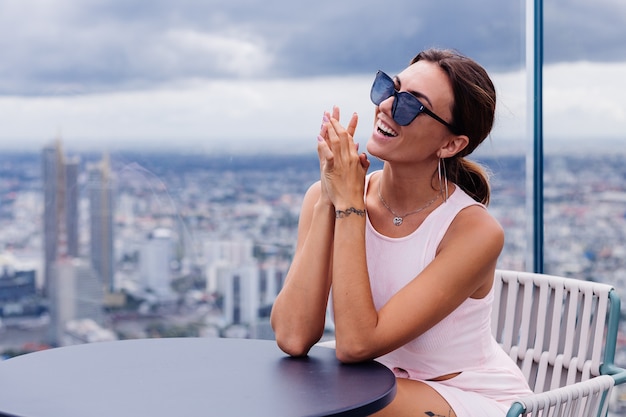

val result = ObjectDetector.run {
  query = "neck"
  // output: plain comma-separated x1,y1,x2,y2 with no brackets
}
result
378,165,441,212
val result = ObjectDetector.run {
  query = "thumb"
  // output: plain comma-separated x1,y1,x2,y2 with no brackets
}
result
359,152,370,170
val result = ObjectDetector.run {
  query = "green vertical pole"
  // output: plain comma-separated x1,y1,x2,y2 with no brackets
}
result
526,0,544,273
533,0,544,273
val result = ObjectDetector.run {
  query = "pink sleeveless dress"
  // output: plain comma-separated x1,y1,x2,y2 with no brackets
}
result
363,171,532,416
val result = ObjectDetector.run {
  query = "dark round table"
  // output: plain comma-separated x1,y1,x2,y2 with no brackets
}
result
0,337,396,417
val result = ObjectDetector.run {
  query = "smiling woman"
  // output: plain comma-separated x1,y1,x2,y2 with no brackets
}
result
271,48,533,417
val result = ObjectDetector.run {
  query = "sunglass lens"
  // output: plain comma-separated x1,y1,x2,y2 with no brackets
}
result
370,71,394,105
393,93,422,126
370,71,425,126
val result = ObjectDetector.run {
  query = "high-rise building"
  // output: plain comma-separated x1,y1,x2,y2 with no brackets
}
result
217,263,259,327
140,228,173,297
204,238,254,292
204,238,270,332
42,144,59,297
42,140,79,296
42,140,108,347
88,154,115,293
0,253,40,317
47,258,104,347
64,156,80,258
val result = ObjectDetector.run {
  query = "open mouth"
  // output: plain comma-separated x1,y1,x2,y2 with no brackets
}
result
376,119,398,137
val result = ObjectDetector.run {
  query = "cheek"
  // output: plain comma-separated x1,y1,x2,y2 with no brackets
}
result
372,107,380,125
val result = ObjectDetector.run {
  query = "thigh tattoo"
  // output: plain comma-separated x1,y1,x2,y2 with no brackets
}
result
425,410,452,417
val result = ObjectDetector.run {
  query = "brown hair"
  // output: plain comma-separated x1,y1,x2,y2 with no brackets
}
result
411,49,495,205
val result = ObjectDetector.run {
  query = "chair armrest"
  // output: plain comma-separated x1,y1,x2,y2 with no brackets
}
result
601,363,626,386
505,375,615,417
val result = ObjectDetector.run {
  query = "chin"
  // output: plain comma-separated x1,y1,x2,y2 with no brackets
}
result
365,140,386,162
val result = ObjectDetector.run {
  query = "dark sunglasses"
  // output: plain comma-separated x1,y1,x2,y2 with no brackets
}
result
370,70,457,131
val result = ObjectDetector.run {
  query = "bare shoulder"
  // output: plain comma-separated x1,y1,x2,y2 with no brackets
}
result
434,204,503,298
441,203,504,255
453,204,502,235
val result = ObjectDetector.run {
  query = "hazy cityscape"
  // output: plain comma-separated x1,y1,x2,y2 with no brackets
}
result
1,142,626,412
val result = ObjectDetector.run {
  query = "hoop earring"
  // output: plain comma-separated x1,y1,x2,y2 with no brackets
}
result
438,158,449,202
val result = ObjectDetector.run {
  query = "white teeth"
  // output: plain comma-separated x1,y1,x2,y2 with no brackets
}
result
377,120,398,137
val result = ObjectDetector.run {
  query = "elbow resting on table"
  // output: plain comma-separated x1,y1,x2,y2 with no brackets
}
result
334,339,373,364
274,330,319,357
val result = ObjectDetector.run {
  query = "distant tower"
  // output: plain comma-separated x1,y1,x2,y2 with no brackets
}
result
88,154,115,293
47,258,104,347
65,156,80,258
217,263,259,326
204,239,261,329
259,260,283,306
204,239,254,292
42,139,79,296
42,143,60,297
140,228,173,297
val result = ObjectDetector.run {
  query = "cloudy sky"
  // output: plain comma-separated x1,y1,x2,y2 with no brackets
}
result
0,0,625,154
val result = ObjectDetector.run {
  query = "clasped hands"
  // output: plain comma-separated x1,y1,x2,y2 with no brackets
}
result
317,106,370,209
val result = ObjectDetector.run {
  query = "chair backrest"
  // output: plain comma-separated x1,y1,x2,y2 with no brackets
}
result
491,269,620,394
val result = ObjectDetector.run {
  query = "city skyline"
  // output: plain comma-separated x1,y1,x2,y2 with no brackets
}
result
0,148,625,286
2,149,626,367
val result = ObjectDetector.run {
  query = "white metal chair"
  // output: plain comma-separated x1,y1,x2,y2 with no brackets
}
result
493,269,626,417
317,269,626,416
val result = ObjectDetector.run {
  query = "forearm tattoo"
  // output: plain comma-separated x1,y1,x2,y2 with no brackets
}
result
335,207,366,219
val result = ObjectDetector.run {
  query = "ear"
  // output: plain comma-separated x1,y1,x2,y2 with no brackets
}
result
438,134,469,158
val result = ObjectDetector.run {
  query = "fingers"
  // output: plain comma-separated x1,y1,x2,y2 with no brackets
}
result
317,131,334,166
319,106,361,158
320,106,356,138
346,112,358,138
328,117,356,156
319,112,329,140
316,106,368,208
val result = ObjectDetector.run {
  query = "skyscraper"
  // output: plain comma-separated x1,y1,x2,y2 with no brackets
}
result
140,228,173,297
42,140,79,296
218,263,259,327
64,156,80,258
42,140,107,347
88,154,115,293
47,258,105,347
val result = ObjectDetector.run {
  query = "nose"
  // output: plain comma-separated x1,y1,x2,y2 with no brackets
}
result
377,92,396,116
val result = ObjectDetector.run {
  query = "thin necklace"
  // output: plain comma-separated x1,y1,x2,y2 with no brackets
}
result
377,180,439,226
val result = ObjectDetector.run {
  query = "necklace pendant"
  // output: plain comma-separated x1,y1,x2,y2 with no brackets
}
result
393,216,403,226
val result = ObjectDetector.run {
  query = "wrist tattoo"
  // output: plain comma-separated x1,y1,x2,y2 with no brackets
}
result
335,207,366,219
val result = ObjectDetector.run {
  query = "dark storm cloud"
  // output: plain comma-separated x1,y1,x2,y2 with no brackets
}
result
0,0,624,96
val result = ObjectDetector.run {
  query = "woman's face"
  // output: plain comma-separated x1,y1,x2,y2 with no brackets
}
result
366,60,455,163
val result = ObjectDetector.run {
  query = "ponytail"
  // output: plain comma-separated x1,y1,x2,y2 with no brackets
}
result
446,157,491,205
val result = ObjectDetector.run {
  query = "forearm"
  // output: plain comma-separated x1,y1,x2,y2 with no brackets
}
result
331,206,379,362
271,201,335,355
